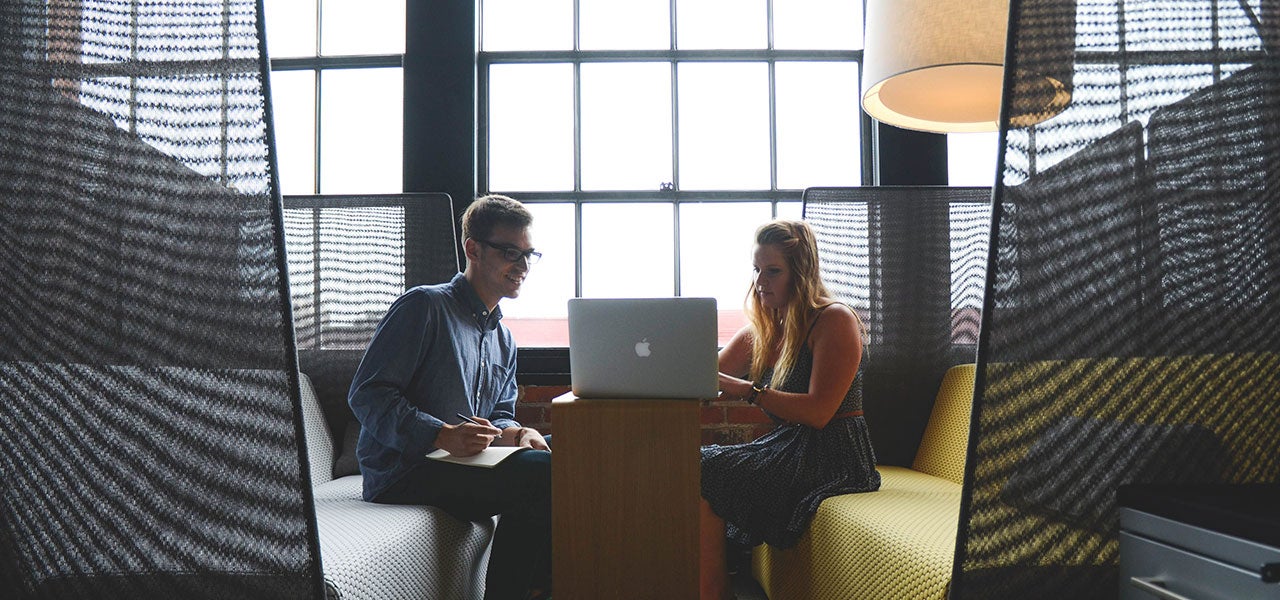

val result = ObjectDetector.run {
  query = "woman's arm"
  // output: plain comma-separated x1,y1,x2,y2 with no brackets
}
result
716,325,754,401
743,305,863,428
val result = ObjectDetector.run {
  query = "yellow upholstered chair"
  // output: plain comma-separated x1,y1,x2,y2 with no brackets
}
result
752,364,976,600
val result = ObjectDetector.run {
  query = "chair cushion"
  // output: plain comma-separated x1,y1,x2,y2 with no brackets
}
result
912,363,976,485
752,466,961,600
332,419,362,479
313,475,497,600
299,373,335,486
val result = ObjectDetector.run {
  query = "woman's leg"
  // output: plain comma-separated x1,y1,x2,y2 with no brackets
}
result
700,498,731,600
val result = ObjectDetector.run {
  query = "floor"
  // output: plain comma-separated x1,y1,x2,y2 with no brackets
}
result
728,546,768,600
731,570,768,600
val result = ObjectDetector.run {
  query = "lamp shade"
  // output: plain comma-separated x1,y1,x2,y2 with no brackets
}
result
862,0,1071,133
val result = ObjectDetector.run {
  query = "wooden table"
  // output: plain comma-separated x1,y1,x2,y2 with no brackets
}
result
551,393,700,599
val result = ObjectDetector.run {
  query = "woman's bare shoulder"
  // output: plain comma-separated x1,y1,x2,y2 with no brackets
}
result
815,299,857,321
811,301,861,341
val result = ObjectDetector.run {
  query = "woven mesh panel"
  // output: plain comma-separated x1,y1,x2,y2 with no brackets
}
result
954,1,1280,597
283,193,459,352
803,186,991,467
0,1,322,597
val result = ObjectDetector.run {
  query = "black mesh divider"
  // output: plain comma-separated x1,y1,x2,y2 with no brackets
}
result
954,1,1280,598
283,193,460,451
283,193,459,353
802,186,992,467
0,1,322,598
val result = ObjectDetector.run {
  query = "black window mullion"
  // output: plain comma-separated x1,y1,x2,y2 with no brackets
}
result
573,61,582,194
768,59,778,193
477,61,489,193
481,49,858,63
313,0,322,194
314,0,321,56
766,0,775,49
767,0,777,191
574,201,584,298
314,68,322,194
673,201,681,296
670,60,680,193
670,0,680,300
513,190,802,203
573,0,582,299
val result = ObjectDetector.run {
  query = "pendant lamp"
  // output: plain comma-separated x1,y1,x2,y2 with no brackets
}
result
861,0,1072,133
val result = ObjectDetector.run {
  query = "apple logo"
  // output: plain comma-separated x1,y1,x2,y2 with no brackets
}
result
634,338,652,357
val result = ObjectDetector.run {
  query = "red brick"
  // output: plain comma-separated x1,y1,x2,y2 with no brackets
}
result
725,405,775,425
700,426,754,446
700,428,729,446
700,406,725,425
515,405,545,426
751,424,775,440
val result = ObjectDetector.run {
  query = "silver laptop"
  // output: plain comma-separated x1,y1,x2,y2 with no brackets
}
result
567,297,719,399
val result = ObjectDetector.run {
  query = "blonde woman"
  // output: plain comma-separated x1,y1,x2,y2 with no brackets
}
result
700,220,881,600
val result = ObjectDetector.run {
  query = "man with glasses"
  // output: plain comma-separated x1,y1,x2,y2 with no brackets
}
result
349,194,551,600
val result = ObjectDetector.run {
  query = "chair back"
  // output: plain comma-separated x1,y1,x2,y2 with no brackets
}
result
912,364,976,486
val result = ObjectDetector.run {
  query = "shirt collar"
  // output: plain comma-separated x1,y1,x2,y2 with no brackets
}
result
450,272,503,331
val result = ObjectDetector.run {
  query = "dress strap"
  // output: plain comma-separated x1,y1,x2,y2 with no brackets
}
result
803,303,840,342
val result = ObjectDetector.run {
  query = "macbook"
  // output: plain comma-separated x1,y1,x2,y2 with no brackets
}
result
567,297,719,399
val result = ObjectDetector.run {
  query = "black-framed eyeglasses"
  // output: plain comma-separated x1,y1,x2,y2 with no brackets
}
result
474,238,542,265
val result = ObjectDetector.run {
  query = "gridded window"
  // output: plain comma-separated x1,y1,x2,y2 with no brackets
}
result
479,0,865,346
264,0,405,195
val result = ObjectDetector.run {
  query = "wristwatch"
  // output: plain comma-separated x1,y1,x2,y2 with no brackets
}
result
746,382,769,405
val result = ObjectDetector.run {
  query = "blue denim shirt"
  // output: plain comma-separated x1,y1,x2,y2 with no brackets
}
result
348,273,520,500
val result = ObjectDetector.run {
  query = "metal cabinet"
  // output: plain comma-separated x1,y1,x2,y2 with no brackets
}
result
1119,485,1280,600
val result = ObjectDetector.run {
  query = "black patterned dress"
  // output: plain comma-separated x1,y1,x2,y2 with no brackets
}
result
700,314,881,548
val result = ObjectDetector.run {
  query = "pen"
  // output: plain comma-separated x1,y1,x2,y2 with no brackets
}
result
455,413,502,438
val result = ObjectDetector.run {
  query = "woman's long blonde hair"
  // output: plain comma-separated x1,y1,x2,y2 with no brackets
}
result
746,220,843,387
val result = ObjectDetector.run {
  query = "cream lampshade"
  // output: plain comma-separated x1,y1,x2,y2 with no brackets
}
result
862,0,1072,133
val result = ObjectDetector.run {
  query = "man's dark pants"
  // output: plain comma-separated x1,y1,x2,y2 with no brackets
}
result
375,447,552,600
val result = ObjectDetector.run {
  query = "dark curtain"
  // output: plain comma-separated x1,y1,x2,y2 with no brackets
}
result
953,0,1280,597
0,1,322,597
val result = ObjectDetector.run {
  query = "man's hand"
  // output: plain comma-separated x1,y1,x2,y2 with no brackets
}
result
435,418,502,457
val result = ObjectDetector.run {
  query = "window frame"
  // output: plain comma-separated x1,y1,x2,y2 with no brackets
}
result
409,3,948,384
474,5,872,364
268,54,404,194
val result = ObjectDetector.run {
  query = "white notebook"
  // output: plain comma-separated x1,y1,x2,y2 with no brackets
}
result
425,446,526,468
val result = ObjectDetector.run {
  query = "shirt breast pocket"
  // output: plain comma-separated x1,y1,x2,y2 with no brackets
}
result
482,362,511,399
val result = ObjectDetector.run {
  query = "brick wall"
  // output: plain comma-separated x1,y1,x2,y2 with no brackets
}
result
517,385,773,446
515,385,564,435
